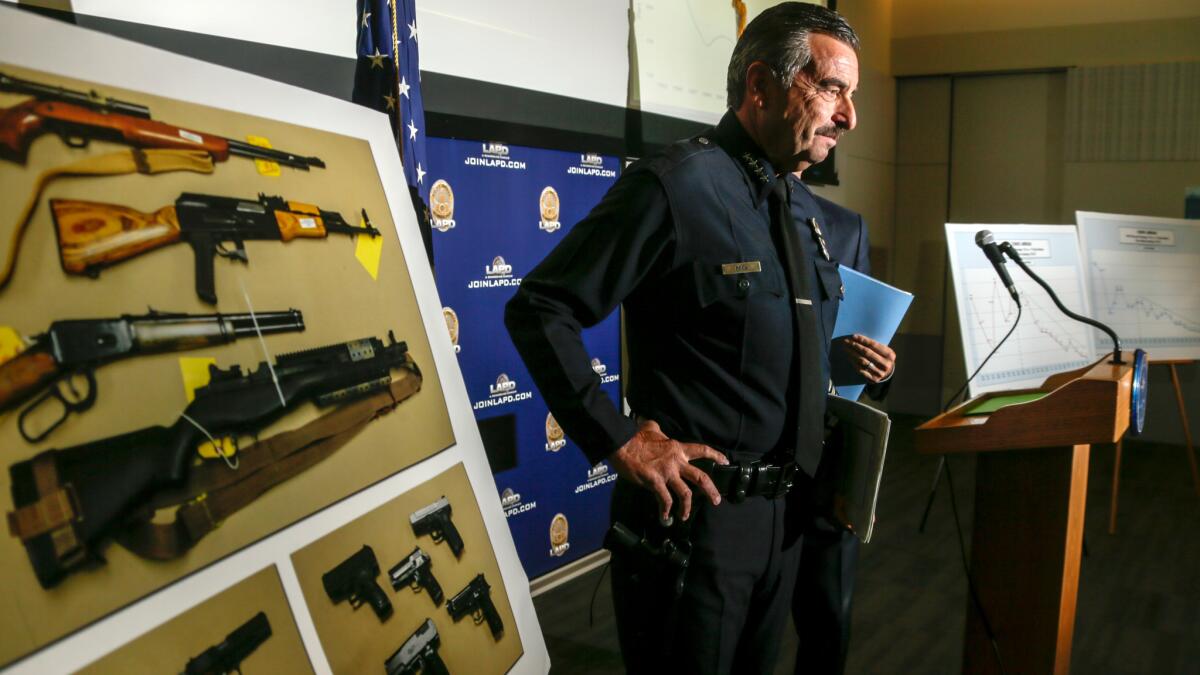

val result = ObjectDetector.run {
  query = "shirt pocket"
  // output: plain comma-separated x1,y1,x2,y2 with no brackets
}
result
692,260,787,308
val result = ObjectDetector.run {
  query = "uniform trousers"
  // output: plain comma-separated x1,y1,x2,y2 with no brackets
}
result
609,468,810,675
792,516,859,674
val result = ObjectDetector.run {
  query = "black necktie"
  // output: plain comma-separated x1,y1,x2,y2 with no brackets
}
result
768,179,825,476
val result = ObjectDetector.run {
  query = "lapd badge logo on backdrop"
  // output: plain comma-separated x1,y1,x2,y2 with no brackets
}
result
430,179,455,232
442,307,460,353
538,186,561,233
549,513,570,557
486,256,513,279
545,412,566,452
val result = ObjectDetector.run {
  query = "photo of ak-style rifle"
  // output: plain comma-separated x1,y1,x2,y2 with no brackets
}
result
6,332,416,588
0,71,325,169
183,611,272,675
49,192,381,304
0,308,305,443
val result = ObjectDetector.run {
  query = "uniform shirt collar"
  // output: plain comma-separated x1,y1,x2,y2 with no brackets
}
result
712,110,780,205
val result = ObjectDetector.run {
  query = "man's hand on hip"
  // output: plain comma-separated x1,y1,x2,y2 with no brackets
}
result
610,420,728,522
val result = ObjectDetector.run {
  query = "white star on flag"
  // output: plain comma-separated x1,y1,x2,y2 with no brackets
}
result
361,9,371,29
407,119,418,141
398,77,411,98
415,163,426,184
408,21,418,41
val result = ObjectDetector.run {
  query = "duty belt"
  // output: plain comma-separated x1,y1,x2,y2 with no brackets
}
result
690,458,797,502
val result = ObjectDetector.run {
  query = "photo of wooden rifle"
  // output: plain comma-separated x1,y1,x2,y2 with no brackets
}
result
50,193,381,304
0,308,305,443
0,71,325,169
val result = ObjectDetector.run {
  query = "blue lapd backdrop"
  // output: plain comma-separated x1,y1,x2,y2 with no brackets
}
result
427,137,622,579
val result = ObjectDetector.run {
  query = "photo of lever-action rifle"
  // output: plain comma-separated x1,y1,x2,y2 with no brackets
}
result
0,71,325,169
50,192,382,304
0,308,305,443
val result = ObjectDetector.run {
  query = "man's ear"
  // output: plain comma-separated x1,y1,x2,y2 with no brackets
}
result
744,61,776,110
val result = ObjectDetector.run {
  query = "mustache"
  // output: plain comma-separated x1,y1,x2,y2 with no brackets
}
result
815,125,843,139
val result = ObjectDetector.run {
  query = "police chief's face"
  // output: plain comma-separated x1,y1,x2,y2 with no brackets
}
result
766,33,859,172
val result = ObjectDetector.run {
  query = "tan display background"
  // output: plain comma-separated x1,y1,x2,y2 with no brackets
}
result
78,565,313,674
0,64,454,665
291,462,523,674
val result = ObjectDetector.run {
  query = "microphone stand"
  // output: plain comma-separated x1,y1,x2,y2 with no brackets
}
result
999,242,1124,365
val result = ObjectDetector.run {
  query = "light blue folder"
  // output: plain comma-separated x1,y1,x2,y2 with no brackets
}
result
831,265,914,400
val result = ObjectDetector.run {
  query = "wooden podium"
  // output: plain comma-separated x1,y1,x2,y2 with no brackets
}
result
915,354,1134,675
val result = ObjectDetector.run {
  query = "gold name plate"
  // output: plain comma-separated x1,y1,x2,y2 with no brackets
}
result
720,261,762,275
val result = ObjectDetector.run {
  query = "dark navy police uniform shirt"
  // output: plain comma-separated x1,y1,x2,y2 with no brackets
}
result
506,111,824,467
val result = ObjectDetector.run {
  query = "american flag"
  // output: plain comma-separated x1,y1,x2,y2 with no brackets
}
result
354,0,433,262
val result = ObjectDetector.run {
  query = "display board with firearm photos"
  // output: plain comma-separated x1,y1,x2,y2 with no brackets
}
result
0,10,546,674
291,462,522,675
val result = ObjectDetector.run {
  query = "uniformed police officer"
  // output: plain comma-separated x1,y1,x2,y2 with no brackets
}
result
505,4,862,673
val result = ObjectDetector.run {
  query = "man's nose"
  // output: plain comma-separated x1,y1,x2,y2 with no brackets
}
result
836,96,857,131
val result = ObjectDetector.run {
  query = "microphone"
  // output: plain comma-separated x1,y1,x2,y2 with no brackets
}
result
975,230,1019,304
998,241,1125,364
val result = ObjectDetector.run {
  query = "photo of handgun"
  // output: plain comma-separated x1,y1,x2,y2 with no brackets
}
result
6,332,415,588
322,545,392,622
0,71,325,169
446,573,503,639
183,611,272,675
48,192,381,304
389,546,443,606
0,308,305,443
409,496,464,558
385,618,449,675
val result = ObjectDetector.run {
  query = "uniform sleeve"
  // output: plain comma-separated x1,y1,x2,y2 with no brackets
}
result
505,169,674,465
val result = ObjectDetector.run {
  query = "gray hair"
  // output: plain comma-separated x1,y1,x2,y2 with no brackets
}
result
726,3,859,109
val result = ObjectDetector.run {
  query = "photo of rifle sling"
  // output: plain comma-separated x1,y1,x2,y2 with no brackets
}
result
8,360,422,566
7,353,422,578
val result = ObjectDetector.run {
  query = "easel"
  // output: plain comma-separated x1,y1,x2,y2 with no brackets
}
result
1109,358,1200,534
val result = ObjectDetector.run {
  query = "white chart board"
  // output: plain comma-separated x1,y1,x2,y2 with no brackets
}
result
631,0,821,124
945,224,1097,397
1077,211,1200,361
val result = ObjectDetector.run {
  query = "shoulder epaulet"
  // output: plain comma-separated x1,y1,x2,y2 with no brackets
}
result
638,133,720,177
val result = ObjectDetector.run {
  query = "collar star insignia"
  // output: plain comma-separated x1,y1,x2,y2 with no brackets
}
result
415,163,426,184
407,119,419,141
408,21,418,41
398,76,411,98
383,93,397,111
361,9,371,29
367,47,386,69
741,152,769,183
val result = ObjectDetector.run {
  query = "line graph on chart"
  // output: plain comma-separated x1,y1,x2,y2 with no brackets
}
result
1088,249,1200,354
964,266,1095,390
